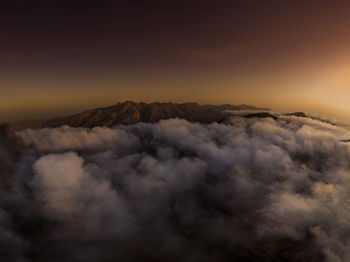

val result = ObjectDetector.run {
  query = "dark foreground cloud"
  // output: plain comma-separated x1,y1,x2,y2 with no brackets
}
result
1,115,350,261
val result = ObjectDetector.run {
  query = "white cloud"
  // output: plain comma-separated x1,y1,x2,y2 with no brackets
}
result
2,115,350,261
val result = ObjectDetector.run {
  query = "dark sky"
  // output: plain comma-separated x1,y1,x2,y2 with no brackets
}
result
2,0,350,120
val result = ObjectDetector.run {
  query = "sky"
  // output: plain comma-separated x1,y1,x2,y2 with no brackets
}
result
1,0,350,121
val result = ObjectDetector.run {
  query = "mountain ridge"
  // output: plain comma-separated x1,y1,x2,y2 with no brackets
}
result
5,101,269,131
42,101,269,128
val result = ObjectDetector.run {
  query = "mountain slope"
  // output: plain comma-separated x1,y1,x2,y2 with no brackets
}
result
41,101,268,128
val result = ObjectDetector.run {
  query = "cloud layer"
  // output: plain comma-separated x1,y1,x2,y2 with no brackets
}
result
1,115,350,261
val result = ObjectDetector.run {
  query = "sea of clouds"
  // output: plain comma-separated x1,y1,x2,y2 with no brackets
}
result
1,114,350,261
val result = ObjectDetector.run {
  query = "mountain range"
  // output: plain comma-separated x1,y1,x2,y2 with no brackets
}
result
5,101,268,131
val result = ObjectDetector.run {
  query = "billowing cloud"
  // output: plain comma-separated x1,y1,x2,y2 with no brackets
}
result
1,115,350,261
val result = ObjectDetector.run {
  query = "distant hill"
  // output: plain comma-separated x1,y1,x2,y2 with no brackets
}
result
6,101,268,131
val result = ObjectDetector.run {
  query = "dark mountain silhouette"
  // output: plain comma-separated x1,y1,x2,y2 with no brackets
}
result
243,112,279,120
284,112,339,126
5,101,268,131
285,112,308,118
